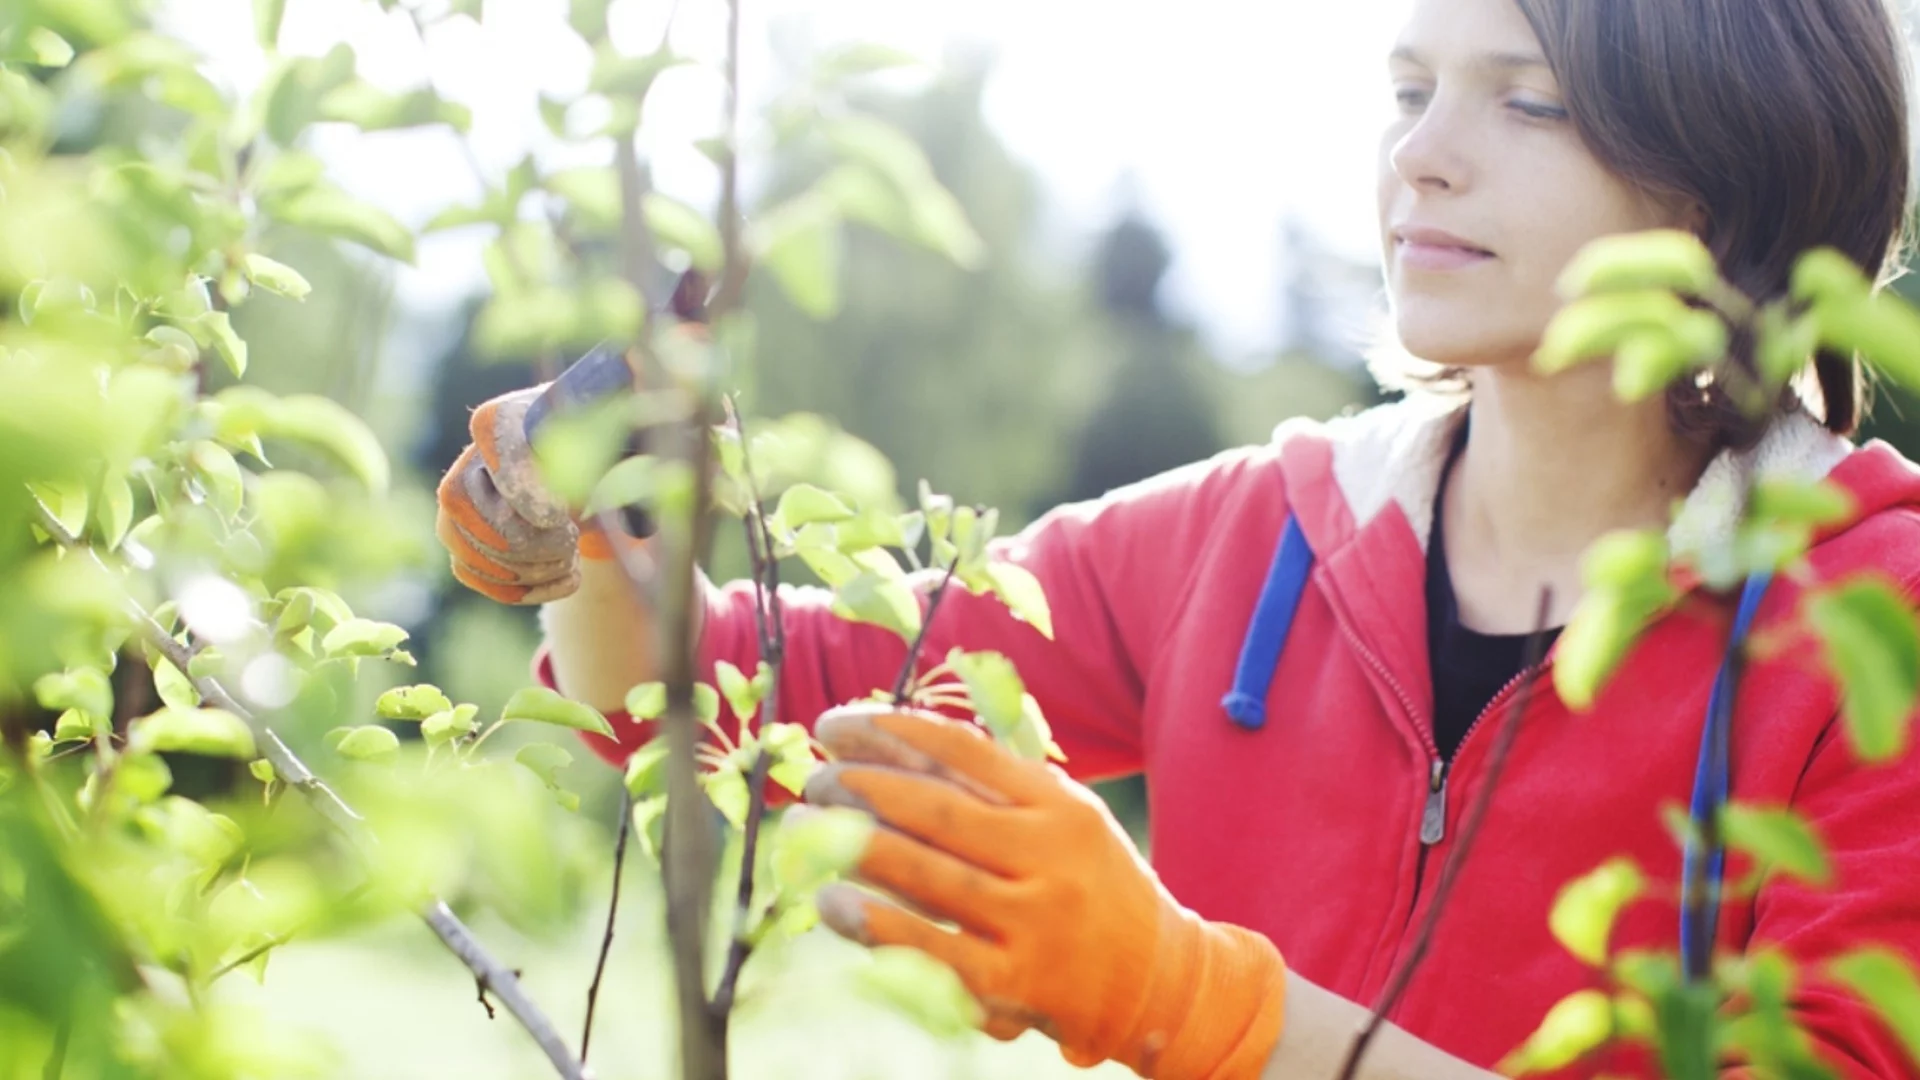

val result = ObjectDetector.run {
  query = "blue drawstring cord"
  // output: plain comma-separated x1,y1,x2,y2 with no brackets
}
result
1223,511,1764,975
1679,571,1772,978
1221,514,1316,730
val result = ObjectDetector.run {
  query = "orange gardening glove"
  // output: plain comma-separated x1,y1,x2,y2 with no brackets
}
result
434,385,642,605
802,703,1288,1079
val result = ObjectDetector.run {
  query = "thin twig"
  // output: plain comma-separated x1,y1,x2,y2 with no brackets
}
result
1335,587,1554,1080
31,504,592,1080
713,397,783,1016
580,789,633,1064
891,558,962,702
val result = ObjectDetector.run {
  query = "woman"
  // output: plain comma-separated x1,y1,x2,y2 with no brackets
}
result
434,0,1920,1075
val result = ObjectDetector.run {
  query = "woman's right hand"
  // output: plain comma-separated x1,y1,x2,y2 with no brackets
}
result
435,385,586,605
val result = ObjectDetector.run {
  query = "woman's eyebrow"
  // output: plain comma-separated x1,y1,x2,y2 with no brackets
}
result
1388,45,1552,72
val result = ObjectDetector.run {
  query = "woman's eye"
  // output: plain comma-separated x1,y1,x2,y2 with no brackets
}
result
1394,87,1430,111
1509,99,1570,121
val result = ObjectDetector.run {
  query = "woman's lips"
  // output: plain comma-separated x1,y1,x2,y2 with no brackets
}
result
1395,238,1495,271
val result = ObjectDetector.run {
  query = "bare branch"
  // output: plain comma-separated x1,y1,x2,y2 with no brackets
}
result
713,397,783,1016
31,503,593,1080
892,558,961,703
581,790,634,1063
1336,587,1554,1080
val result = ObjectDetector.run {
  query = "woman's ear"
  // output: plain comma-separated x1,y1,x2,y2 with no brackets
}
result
1681,200,1709,239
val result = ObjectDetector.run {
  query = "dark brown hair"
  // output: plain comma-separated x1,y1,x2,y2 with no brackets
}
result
1504,0,1913,446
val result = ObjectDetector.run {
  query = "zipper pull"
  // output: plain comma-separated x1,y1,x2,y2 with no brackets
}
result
1420,760,1448,845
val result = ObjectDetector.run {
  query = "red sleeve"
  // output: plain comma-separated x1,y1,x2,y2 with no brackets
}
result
1744,631,1920,1078
539,445,1276,782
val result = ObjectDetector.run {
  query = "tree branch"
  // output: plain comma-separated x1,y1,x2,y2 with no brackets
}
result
713,397,783,1017
31,504,593,1080
1336,587,1554,1080
892,558,961,703
580,789,633,1064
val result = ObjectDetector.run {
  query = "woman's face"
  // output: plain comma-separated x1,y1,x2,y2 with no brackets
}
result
1377,0,1694,370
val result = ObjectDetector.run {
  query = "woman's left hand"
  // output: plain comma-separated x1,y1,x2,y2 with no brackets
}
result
800,703,1288,1080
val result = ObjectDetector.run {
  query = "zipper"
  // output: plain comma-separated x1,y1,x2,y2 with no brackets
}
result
1417,662,1543,846
1330,594,1554,1007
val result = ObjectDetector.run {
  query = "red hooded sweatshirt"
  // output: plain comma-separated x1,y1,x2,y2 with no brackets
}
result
545,395,1920,1078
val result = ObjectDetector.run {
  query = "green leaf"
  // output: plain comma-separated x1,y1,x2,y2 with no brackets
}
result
31,481,88,539
831,508,910,552
420,704,479,748
1808,580,1920,761
94,471,134,550
321,618,410,658
983,562,1053,640
1722,804,1832,886
706,763,749,828
814,42,921,80
243,254,312,301
694,683,721,727
530,397,632,507
53,710,97,742
818,119,984,268
119,753,173,800
1555,531,1677,711
948,648,1023,733
643,192,723,273
1830,948,1920,1069
129,707,257,759
256,151,325,199
624,739,668,798
516,742,573,785
1751,477,1855,530
266,182,416,264
34,667,112,722
501,686,615,737
153,657,201,710
772,805,871,892
545,166,619,229
1495,989,1614,1076
715,660,762,724
27,27,76,67
857,947,984,1038
377,684,454,721
1811,287,1920,392
625,681,667,721
1533,290,1698,375
833,570,921,643
1548,858,1642,966
319,81,471,132
249,758,276,784
1792,248,1874,308
194,311,248,378
774,483,856,529
1556,229,1720,299
753,193,843,318
190,440,246,520
763,721,816,794
333,725,399,762
588,46,688,101
568,0,610,40
1584,530,1670,590
254,0,287,47
1611,320,1725,403
268,394,391,494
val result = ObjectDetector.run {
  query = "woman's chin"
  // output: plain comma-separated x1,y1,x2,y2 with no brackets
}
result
1391,317,1535,372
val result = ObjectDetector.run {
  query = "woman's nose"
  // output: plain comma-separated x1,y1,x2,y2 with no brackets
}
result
1389,99,1473,194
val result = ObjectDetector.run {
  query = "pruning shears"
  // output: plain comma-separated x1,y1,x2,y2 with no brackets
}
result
519,269,711,539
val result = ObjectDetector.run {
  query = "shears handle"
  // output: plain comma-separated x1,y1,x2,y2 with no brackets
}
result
519,270,712,539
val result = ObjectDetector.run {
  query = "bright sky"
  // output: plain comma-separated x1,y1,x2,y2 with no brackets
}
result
170,0,1411,362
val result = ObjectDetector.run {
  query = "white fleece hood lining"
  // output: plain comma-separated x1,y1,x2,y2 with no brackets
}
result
1273,395,1856,560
